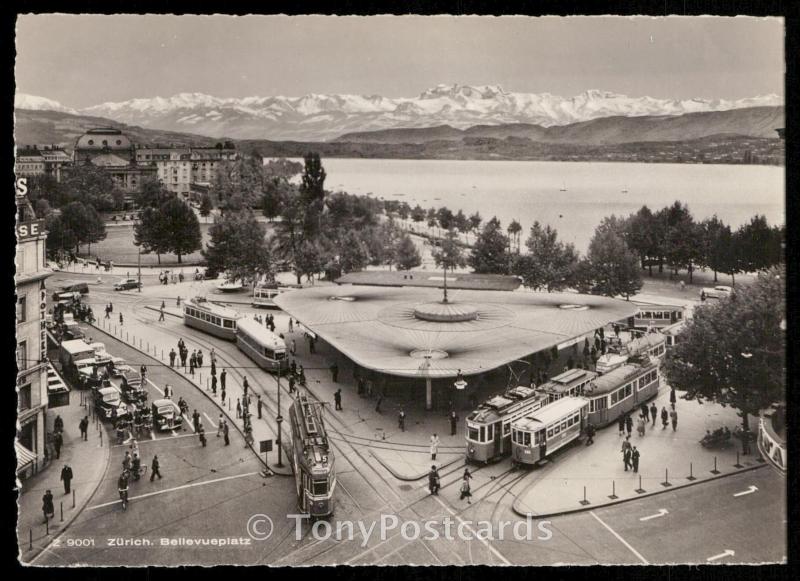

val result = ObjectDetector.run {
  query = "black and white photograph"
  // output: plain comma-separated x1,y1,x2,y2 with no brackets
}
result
13,13,786,567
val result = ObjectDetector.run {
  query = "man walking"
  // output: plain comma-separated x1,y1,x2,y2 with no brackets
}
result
159,307,165,322
220,369,227,391
449,410,459,436
430,433,440,461
334,389,342,411
180,349,187,368
428,465,440,496
79,416,89,441
586,423,595,446
257,394,263,419
618,414,625,437
197,350,204,369
221,385,227,404
211,374,217,395
192,409,200,433
217,414,224,437
398,408,406,432
223,420,230,446
670,388,677,408
650,402,658,425
150,455,162,481
236,398,242,419
169,348,176,367
288,317,294,333
625,414,633,438
621,436,632,471
288,374,296,394
631,447,640,473
60,464,73,495
119,312,124,326
53,431,63,459
670,408,678,431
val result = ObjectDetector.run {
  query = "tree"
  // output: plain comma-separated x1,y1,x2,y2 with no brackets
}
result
395,234,422,270
62,164,125,211
735,215,778,274
507,219,523,253
134,206,170,264
299,152,327,237
581,225,643,299
698,216,732,283
338,229,370,274
436,207,455,231
44,213,79,258
514,222,579,292
59,201,106,255
199,193,213,217
433,228,467,303
136,176,174,209
411,205,426,224
203,210,273,283
158,197,202,263
625,206,660,275
662,201,701,281
469,216,510,274
468,212,482,242
293,239,323,284
662,266,785,442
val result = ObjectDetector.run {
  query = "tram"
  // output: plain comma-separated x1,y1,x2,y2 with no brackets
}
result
465,386,548,464
537,368,598,403
583,356,660,427
182,296,241,340
630,304,685,331
252,283,301,308
289,393,336,518
661,321,686,348
596,332,667,373
235,318,289,374
511,396,590,467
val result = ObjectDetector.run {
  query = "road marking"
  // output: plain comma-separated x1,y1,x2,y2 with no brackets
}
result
203,412,217,428
733,485,758,497
146,378,163,395
432,494,511,566
589,511,649,565
183,414,195,432
112,432,196,446
707,549,735,562
639,508,669,521
88,471,261,510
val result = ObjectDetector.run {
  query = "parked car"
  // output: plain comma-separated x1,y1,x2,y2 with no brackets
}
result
700,285,733,300
151,399,183,431
94,386,128,420
113,278,142,291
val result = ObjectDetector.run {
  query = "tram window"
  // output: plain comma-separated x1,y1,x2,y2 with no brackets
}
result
312,479,328,495
479,426,485,442
547,428,553,438
503,422,511,436
591,396,608,412
554,424,561,435
625,384,632,398
523,432,531,446
487,424,494,441
223,320,234,328
560,421,567,431
468,426,479,441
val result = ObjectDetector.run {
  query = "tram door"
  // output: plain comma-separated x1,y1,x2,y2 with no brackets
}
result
537,429,547,461
489,423,501,458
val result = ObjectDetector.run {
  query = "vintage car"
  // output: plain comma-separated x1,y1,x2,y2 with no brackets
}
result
700,285,733,300
94,386,128,420
120,370,147,405
151,399,183,431
113,278,142,291
63,323,85,341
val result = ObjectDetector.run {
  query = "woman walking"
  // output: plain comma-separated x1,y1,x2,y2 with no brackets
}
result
460,469,473,504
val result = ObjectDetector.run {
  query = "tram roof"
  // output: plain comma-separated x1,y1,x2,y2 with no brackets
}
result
514,396,589,431
586,359,657,396
274,285,637,379
236,318,286,350
627,333,666,352
186,297,241,319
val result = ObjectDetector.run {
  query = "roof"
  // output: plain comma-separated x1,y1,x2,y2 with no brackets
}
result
627,333,666,354
153,398,178,408
86,127,122,135
90,153,130,167
60,339,94,354
186,297,241,319
587,360,657,396
336,271,521,291
236,318,286,350
274,285,637,379
514,397,589,431
469,386,544,423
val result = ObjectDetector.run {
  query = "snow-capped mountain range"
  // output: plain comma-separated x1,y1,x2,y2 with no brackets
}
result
15,84,783,142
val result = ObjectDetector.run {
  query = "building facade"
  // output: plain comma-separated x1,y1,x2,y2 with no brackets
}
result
15,193,51,479
72,128,156,194
135,145,238,197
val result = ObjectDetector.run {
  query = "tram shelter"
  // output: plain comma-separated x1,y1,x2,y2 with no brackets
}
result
274,280,637,410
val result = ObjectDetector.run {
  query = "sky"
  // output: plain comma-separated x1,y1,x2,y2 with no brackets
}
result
15,14,785,108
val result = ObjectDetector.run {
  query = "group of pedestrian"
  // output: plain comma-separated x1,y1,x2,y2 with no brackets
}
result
621,436,641,472
104,302,114,319
253,313,276,333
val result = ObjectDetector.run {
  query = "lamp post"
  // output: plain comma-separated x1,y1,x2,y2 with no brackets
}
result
276,373,283,467
137,246,141,292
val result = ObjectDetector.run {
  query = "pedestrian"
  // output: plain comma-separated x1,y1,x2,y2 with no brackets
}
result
140,364,148,380
460,471,473,504
428,465,440,496
223,420,230,446
105,305,110,319
670,388,677,408
298,365,306,386
330,362,339,383
618,414,625,437
189,355,195,376
198,425,207,447
109,302,113,313
398,408,406,432
60,464,73,494
53,431,63,459
180,349,187,368
211,374,217,395
42,490,55,523
220,369,227,390
288,318,294,333
290,339,297,355
670,408,678,431
309,337,315,354
79,416,89,441
661,406,669,429
637,416,646,437
210,348,216,365
211,361,216,377
375,393,383,414
159,307,165,322
192,409,200,433
640,403,648,419
288,374,296,394
236,398,242,419
430,433,440,461
164,384,172,399
221,386,227,404
586,423,595,446
632,447,640,473
257,394,262,419
449,410,459,436
243,377,249,397
169,348,176,367
623,445,632,472
334,389,342,411
650,402,658,425
197,350,203,368
625,414,633,437
119,312,124,326
150,455,162,481
290,359,297,377
216,414,224,437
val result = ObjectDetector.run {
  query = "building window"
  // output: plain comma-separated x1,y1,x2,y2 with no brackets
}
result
16,295,26,323
88,139,94,145
116,140,122,145
18,384,31,411
16,341,27,371
102,140,108,146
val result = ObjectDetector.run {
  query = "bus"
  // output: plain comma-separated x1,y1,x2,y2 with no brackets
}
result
289,394,336,517
537,368,598,403
630,304,685,331
582,356,660,427
252,283,302,308
465,386,548,464
182,296,241,340
235,318,289,374
511,396,589,467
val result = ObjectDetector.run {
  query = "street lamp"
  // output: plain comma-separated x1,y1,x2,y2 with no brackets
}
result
137,246,141,292
275,372,283,467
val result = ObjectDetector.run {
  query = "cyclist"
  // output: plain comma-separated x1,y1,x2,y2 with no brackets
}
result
118,472,130,509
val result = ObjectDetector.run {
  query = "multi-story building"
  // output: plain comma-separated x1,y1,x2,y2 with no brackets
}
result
15,193,52,480
136,144,237,198
14,147,45,178
71,128,156,194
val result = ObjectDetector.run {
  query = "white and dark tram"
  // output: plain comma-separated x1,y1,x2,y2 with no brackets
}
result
465,386,548,464
235,318,289,374
252,283,301,308
583,355,660,427
537,367,598,403
289,393,336,518
182,296,241,340
511,396,590,467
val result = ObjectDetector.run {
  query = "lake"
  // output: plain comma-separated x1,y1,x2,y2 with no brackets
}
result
303,158,784,254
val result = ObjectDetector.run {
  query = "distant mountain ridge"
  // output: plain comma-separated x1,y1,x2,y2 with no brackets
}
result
15,84,783,142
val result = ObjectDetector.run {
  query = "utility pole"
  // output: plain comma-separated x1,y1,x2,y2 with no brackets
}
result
276,372,283,467
137,246,142,292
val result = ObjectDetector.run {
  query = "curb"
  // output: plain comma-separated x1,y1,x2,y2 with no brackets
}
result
88,320,293,477
143,305,183,320
370,449,462,482
512,462,767,519
24,419,114,564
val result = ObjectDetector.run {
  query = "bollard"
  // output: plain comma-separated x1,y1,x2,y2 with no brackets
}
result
711,456,720,474
687,462,696,481
45,516,49,535
228,399,231,411
734,451,743,468
73,489,76,509
662,468,672,487
161,349,164,360
99,430,103,447
60,502,64,522
635,475,646,494
608,480,618,500
147,341,149,351
29,529,32,550
579,485,590,506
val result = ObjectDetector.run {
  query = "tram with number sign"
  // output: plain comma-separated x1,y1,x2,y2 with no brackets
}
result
252,283,302,308
511,396,590,466
583,355,660,427
289,393,336,518
465,385,548,464
182,296,241,340
537,367,598,403
235,318,289,374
